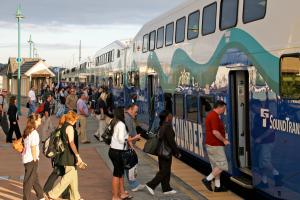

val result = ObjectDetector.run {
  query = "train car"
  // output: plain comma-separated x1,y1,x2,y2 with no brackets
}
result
128,0,300,199
91,40,132,107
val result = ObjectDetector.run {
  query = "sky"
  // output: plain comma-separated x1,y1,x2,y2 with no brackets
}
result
0,0,185,67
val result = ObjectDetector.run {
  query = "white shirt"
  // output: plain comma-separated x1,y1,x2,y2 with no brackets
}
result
110,121,128,150
28,90,36,101
22,130,40,164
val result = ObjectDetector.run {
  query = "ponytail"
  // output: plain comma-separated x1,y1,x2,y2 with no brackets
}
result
23,114,39,139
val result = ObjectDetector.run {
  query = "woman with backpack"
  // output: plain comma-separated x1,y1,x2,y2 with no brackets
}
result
46,111,86,200
108,107,133,200
7,96,21,143
43,114,69,199
22,113,46,200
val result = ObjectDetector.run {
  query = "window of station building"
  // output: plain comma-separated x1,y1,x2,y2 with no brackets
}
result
280,54,300,99
156,26,164,49
186,95,198,122
220,0,238,30
175,17,186,43
149,30,156,51
202,2,217,36
143,34,149,53
200,96,214,122
187,10,200,40
165,22,174,46
174,94,184,119
243,0,267,24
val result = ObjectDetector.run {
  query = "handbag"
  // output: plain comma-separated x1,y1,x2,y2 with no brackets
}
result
143,133,159,155
12,138,24,153
128,164,138,181
1,113,9,135
122,148,138,170
157,140,172,159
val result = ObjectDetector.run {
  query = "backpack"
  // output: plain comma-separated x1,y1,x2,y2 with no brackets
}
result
35,102,45,114
43,129,65,158
101,119,118,145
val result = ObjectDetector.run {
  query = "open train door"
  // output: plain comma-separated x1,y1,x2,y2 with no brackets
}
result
229,70,253,189
147,74,157,127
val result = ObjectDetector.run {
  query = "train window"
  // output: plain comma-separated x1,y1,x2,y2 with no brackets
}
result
117,49,121,58
202,2,217,36
143,34,149,53
165,22,174,46
174,94,184,119
187,10,200,40
280,55,300,99
243,0,267,24
200,96,214,122
156,26,164,49
175,17,186,43
112,50,114,62
186,95,198,122
127,71,140,88
149,30,156,51
220,0,238,30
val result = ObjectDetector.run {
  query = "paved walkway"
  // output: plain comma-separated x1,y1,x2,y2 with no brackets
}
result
0,107,204,200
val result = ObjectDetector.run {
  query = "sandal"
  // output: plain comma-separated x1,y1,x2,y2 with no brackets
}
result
120,194,133,200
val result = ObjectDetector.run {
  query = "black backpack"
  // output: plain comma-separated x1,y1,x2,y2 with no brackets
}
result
101,119,118,145
43,128,65,158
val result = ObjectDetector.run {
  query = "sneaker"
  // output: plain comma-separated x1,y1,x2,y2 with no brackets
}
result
163,190,177,195
145,185,154,195
131,184,145,192
202,178,213,191
214,185,228,192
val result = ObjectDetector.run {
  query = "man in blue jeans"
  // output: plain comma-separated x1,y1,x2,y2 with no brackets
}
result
28,86,36,116
124,103,144,192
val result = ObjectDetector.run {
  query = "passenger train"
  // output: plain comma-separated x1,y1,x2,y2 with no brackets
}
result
64,0,300,199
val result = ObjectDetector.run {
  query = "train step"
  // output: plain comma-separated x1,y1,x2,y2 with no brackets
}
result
230,176,253,189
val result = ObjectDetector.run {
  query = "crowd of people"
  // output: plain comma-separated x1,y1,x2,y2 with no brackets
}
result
0,81,231,199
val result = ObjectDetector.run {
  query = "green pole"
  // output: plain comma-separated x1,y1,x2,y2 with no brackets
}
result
16,6,24,115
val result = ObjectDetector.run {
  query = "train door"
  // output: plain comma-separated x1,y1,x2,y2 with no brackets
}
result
229,70,253,188
147,75,156,126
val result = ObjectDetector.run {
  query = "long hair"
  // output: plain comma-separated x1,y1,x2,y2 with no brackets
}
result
58,114,66,128
65,111,79,125
9,96,16,106
159,110,171,126
23,114,39,139
113,107,128,131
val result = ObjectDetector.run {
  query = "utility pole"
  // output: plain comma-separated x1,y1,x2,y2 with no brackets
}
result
28,34,33,58
16,5,24,115
79,40,81,62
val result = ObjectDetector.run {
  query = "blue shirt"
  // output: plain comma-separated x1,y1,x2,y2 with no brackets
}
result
77,99,88,116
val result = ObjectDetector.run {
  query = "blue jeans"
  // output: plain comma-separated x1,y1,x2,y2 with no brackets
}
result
28,101,36,116
125,169,140,189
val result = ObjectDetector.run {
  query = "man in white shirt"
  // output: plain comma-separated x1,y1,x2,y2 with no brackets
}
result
28,86,37,116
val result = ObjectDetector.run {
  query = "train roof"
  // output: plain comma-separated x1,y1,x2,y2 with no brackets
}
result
135,0,196,37
94,39,131,57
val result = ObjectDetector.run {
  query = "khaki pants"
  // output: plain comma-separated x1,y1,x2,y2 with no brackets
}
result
79,115,88,142
48,166,80,200
94,115,110,139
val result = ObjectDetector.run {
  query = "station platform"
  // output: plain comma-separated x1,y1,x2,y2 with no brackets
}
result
0,107,242,199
